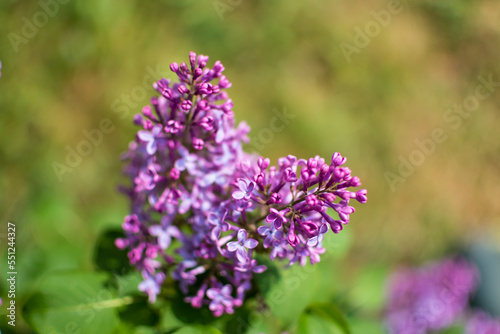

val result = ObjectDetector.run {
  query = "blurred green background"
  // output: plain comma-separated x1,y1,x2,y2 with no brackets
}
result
1,0,500,332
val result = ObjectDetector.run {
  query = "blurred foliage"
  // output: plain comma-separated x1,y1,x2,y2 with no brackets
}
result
1,0,500,332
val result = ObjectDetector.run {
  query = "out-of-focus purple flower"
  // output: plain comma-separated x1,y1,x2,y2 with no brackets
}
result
138,272,165,303
385,258,478,334
206,284,235,317
208,211,230,240
137,124,163,155
265,208,289,229
232,178,255,200
149,217,181,250
257,224,284,248
466,311,500,334
227,229,258,263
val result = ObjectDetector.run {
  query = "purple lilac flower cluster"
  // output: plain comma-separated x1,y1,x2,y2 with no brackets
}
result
117,52,367,316
466,311,500,334
385,258,478,334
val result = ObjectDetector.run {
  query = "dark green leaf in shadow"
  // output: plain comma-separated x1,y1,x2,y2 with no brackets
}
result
170,290,216,325
172,325,223,334
254,254,282,298
93,228,132,274
119,297,160,327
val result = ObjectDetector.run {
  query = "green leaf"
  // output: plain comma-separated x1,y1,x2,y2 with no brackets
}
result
115,271,143,297
349,266,388,313
440,324,465,334
347,317,385,334
23,271,129,334
170,290,217,325
118,298,160,327
254,254,282,297
172,325,223,334
93,229,132,274
297,312,345,334
307,303,351,334
262,262,322,327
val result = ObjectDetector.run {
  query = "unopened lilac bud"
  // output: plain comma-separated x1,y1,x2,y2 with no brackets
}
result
257,157,270,170
133,114,143,126
221,99,233,114
180,62,188,73
189,51,197,69
197,55,208,69
161,88,172,99
199,116,214,131
178,85,188,94
142,105,153,117
355,189,367,203
340,167,351,180
283,168,298,182
269,193,282,204
144,119,154,130
192,138,204,150
319,163,329,177
305,194,319,207
198,83,212,95
254,173,265,188
211,85,220,94
165,120,182,133
151,96,159,107
307,158,317,169
331,152,346,166
301,168,313,183
115,238,129,249
219,75,231,89
301,221,318,237
320,193,336,203
349,176,361,187
198,100,209,110
332,167,344,180
181,100,192,112
213,60,224,73
170,168,180,180
170,62,179,72
193,68,203,78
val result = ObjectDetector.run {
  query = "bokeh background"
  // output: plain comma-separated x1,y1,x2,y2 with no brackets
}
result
1,0,499,332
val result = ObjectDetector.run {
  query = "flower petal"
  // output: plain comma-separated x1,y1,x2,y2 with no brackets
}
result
232,190,245,200
206,288,218,299
237,229,247,243
137,131,153,142
257,225,270,236
244,238,258,249
236,247,247,263
227,241,239,252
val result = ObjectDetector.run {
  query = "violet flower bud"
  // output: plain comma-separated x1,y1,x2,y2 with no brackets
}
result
192,138,204,150
177,85,188,94
170,62,179,72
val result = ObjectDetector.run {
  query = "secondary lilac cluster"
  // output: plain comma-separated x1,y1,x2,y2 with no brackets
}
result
385,258,478,334
117,52,367,316
466,311,500,334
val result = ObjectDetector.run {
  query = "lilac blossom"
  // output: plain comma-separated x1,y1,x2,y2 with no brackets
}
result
138,272,165,303
385,258,478,334
227,229,258,263
206,284,235,316
208,211,230,240
137,124,163,155
118,52,367,316
232,178,255,200
466,311,500,334
149,217,181,250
